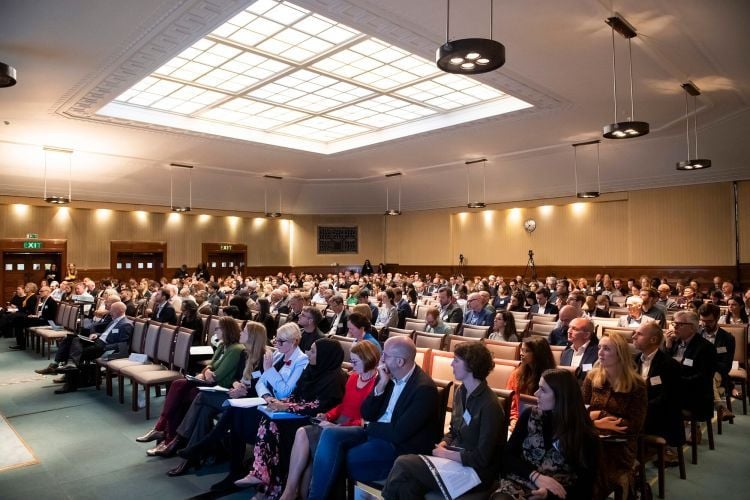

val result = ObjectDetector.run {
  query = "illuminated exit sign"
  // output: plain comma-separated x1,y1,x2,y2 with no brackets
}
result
220,244,233,251
24,241,43,249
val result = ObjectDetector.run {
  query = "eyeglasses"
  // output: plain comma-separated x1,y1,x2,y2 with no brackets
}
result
273,338,288,345
672,321,692,328
381,351,403,360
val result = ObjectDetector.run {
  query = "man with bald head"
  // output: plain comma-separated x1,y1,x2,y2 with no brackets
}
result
559,317,598,381
307,336,439,499
55,302,133,394
548,305,580,346
463,292,494,328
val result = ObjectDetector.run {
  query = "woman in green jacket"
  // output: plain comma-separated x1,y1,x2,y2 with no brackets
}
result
138,316,245,457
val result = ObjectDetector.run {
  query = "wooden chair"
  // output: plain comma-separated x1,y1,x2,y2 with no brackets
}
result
530,321,556,337
116,322,172,404
429,350,456,409
96,317,149,394
330,334,354,362
591,316,621,329
444,321,459,335
510,310,529,322
415,347,432,374
486,359,520,391
404,318,426,331
447,334,480,352
31,302,75,358
106,320,162,404
415,331,446,350
433,378,454,438
387,327,415,340
461,324,489,339
724,324,748,415
482,339,521,361
491,388,514,445
602,326,636,341
682,409,715,465
550,345,566,365
515,319,530,337
125,328,193,419
530,313,557,323
414,304,429,320
641,434,686,498
278,313,288,327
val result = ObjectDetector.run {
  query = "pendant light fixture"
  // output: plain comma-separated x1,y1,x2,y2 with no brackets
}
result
264,175,283,218
384,172,402,216
572,140,601,198
0,62,17,88
466,158,487,208
43,146,72,204
602,15,649,139
436,0,505,75
676,81,711,171
170,163,193,212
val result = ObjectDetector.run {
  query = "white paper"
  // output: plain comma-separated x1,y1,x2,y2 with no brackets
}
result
198,385,230,392
732,361,740,370
582,363,593,372
420,455,481,499
190,346,215,355
226,397,266,408
683,358,694,367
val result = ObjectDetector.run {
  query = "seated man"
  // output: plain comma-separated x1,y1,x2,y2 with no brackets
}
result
632,321,684,462
530,287,558,316
463,293,493,328
357,289,379,324
656,284,680,311
698,303,736,421
54,302,133,394
640,287,667,328
424,307,452,334
151,289,178,325
307,336,439,500
548,305,580,346
323,294,349,336
297,305,324,352
559,317,598,381
20,285,58,348
437,287,463,326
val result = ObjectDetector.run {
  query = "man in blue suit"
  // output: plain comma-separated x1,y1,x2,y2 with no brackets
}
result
463,292,494,328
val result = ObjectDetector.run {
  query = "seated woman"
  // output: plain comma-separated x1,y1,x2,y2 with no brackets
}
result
178,299,205,346
256,297,278,342
278,340,379,500
494,368,601,500
373,289,398,331
382,342,503,499
136,316,244,457
493,284,512,311
166,321,269,476
488,311,519,341
215,339,346,497
508,292,528,313
506,337,556,431
583,332,647,497
719,297,748,324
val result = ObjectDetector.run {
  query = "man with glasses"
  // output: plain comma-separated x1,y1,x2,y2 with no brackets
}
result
665,310,717,436
698,303,735,421
559,317,598,381
307,336,439,499
297,306,324,352
549,305,580,346
463,292,493,328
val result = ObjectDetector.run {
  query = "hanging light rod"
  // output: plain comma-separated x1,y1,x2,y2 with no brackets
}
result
466,158,487,208
465,158,487,165
170,163,193,212
385,172,402,216
264,175,283,217
263,174,282,180
436,0,505,74
571,140,601,148
170,162,194,169
0,62,17,88
43,146,74,154
43,146,73,205
676,81,711,171
602,14,649,140
573,140,601,199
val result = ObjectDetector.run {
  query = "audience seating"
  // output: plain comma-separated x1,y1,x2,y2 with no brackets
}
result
112,321,165,404
447,334,479,352
530,313,557,323
724,324,747,415
515,318,530,336
550,345,566,365
428,350,457,409
329,334,354,362
96,317,149,394
415,347,432,375
641,434,686,498
682,409,715,465
29,303,80,359
444,321,459,334
530,321,555,338
486,359,520,392
461,324,489,339
414,331,446,350
510,311,529,322
386,327,414,340
414,304,429,320
482,339,521,361
277,313,288,327
491,388,514,445
404,318,426,331
591,316,621,329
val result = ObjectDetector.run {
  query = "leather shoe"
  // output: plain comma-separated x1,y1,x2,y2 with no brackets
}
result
146,442,168,457
166,458,200,477
136,429,164,443
35,363,59,375
718,407,735,421
56,361,78,372
9,345,25,350
52,375,66,383
54,385,77,394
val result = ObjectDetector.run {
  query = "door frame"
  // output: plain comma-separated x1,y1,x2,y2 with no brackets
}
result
202,243,248,270
110,241,167,280
0,238,67,299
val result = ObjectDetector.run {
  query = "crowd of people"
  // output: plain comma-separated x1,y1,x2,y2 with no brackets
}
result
2,262,749,499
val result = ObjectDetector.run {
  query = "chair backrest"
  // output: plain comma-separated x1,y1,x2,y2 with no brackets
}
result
492,388,514,447
550,345,566,364
530,313,557,323
415,347,432,374
723,325,747,367
60,303,73,329
207,316,220,342
433,378,454,439
486,359,520,391
612,296,627,306
591,316,620,329
155,324,178,364
65,304,81,331
430,350,457,409
52,301,65,324
447,334,480,352
515,319,530,336
404,318,427,331
278,313,288,327
172,328,194,371
530,321,556,336
483,339,521,361
199,314,210,343
442,322,458,334
143,322,162,359
330,334,354,362
130,318,149,354
602,326,635,341
314,303,327,312
414,304,429,319
510,311,529,322
461,324,489,339
415,331,446,350
387,327,414,340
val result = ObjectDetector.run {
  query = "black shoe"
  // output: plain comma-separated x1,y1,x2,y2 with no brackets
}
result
9,345,25,350
167,458,200,477
54,385,77,394
210,474,242,493
35,363,59,375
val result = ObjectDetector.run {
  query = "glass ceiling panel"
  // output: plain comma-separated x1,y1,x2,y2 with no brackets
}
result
100,0,533,154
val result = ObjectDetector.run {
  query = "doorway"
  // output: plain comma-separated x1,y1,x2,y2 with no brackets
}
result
0,239,67,302
202,243,247,279
110,241,167,282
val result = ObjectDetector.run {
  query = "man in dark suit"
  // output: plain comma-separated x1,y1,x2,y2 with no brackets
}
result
548,305,579,346
152,289,177,325
698,303,736,421
307,337,439,499
357,289,379,324
529,287,559,316
394,287,412,329
463,293,493,328
437,287,463,325
20,285,58,349
323,294,349,336
664,310,717,422
55,302,133,393
559,317,598,381
633,321,684,457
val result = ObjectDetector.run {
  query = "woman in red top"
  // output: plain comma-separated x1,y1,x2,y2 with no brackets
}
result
278,340,380,500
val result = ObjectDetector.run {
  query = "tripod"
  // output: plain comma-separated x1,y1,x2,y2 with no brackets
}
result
523,250,537,282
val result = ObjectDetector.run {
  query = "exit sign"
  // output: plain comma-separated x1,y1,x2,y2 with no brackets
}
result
26,233,39,239
24,241,43,249
220,244,233,251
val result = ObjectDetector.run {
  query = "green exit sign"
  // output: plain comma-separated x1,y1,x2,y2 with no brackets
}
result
24,241,43,249
220,244,233,251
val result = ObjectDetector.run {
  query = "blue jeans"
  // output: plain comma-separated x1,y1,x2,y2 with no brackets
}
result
346,437,398,481
307,426,367,500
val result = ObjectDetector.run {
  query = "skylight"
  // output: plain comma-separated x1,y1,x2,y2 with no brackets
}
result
97,0,532,154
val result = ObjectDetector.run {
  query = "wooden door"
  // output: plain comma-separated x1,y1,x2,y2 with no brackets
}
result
114,252,164,281
2,252,62,301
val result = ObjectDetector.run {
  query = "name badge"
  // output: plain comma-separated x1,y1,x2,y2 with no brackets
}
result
252,370,262,379
683,358,694,367
463,409,472,425
112,329,119,333
650,375,662,386
582,363,593,372
717,346,727,354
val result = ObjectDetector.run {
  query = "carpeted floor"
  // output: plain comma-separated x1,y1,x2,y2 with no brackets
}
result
1,336,749,499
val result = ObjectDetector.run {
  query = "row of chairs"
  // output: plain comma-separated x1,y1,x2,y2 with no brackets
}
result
26,302,82,358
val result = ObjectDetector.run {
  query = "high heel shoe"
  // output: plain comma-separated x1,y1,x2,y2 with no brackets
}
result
166,458,201,477
136,428,164,443
234,472,265,488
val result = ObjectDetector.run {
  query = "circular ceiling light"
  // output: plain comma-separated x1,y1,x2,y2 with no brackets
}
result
437,38,505,74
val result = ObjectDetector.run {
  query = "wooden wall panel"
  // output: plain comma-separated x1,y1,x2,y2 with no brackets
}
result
385,210,452,266
738,180,750,263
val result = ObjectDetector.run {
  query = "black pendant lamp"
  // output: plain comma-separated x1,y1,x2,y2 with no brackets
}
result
0,62,17,88
676,82,711,171
602,15,649,139
384,172,402,216
436,0,505,75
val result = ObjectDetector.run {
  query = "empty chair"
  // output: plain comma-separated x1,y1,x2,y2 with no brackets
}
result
483,339,521,361
414,331,446,350
510,310,529,322
96,317,149,394
414,304,429,320
591,316,620,329
602,326,636,341
530,321,556,337
415,347,432,374
108,320,163,404
461,324,490,339
550,345,566,365
515,319,530,337
486,359,521,391
530,313,557,323
725,324,748,415
443,322,459,335
429,350,457,409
